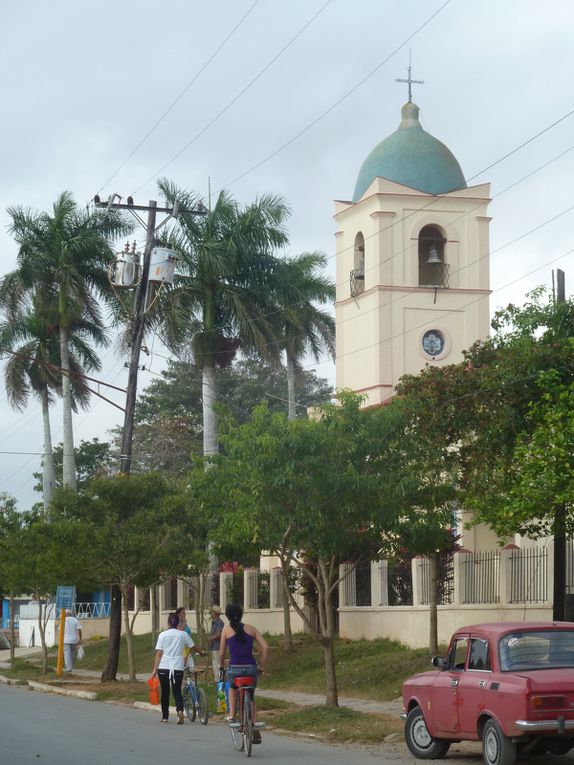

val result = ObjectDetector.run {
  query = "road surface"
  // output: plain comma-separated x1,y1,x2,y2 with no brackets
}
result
2,682,574,765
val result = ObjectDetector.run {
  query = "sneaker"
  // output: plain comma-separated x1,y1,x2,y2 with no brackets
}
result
177,711,184,725
253,729,262,744
226,716,237,723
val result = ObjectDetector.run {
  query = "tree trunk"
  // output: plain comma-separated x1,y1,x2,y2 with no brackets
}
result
322,637,339,707
9,591,15,666
286,351,297,421
37,599,48,674
282,574,293,653
318,558,339,706
59,322,76,490
40,387,55,510
202,364,218,458
121,589,136,681
428,553,439,655
101,585,121,681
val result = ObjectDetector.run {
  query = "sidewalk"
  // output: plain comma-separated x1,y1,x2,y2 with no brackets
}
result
0,646,402,717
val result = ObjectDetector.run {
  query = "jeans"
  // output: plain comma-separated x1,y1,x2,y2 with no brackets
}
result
63,643,77,672
157,669,184,719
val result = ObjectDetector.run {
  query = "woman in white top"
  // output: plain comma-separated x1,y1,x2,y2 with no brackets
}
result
152,612,195,723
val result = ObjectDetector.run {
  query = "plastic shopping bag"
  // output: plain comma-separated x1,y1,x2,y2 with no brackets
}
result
147,675,160,705
77,645,85,661
216,679,228,713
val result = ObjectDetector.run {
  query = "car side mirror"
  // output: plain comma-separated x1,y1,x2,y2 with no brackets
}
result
432,656,447,670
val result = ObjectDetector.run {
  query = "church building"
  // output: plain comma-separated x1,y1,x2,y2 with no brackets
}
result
335,81,491,406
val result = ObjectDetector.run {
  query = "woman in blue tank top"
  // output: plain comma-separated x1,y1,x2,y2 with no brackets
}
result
219,603,269,733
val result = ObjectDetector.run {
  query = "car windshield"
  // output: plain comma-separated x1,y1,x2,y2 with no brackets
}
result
499,630,574,671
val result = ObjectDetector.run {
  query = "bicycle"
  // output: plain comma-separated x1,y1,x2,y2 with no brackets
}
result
224,670,265,757
182,668,209,725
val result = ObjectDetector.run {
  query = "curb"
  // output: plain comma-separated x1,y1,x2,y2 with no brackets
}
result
27,680,97,700
0,673,26,686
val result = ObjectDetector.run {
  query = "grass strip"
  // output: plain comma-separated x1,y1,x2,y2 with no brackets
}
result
271,705,402,744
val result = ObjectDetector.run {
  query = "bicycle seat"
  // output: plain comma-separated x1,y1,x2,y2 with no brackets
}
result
235,676,255,688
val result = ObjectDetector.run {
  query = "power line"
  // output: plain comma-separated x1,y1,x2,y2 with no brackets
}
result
96,0,263,195
133,0,335,195
218,0,452,193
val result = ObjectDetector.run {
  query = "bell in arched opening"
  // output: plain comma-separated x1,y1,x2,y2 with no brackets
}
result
418,225,448,287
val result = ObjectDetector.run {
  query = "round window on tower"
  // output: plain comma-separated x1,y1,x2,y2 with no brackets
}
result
421,329,448,360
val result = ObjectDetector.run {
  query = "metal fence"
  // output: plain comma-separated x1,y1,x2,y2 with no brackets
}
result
75,602,111,618
356,561,372,607
509,547,548,603
567,539,574,595
463,550,500,604
420,554,454,606
387,559,413,606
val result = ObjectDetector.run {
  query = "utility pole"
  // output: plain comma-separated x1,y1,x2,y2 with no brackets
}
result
553,268,566,621
94,194,205,677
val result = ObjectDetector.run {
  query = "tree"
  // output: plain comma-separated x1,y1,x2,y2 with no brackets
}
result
202,395,408,706
0,293,104,508
271,252,335,420
33,438,114,496
4,191,131,489
116,357,333,477
398,288,574,619
0,495,23,665
51,473,188,681
156,181,289,460
488,373,574,539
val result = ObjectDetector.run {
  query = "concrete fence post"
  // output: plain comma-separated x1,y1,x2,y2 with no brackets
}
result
244,569,258,610
371,560,388,606
220,572,233,611
270,567,283,609
412,556,425,606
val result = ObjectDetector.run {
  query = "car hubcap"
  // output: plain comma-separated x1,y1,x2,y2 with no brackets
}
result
413,716,432,749
485,730,498,764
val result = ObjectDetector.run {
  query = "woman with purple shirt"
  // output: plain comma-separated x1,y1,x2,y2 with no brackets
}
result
219,603,268,738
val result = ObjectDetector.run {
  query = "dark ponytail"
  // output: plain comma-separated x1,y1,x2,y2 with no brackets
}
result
225,603,246,644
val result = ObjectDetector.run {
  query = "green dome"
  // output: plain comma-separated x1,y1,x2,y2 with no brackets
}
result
353,102,466,202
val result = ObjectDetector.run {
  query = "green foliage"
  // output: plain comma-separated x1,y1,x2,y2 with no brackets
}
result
397,288,574,542
116,358,333,477
49,473,187,591
33,438,115,494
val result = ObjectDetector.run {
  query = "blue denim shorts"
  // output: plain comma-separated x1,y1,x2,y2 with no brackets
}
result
227,664,258,689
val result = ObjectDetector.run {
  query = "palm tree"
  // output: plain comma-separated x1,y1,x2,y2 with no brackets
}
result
157,180,290,458
4,192,131,489
0,289,107,508
273,253,335,419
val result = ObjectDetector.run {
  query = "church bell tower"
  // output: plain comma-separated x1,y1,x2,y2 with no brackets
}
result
335,78,491,406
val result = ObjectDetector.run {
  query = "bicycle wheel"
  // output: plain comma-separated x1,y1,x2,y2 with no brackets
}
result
197,687,209,725
183,684,196,722
243,693,253,758
230,715,244,752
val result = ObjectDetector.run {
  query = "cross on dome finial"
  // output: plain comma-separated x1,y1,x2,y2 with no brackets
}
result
395,52,424,102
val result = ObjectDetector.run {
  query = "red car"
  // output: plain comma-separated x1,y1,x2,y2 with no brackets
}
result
401,622,574,765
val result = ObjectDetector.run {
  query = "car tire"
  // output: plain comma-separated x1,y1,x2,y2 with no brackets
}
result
482,719,516,765
404,706,451,759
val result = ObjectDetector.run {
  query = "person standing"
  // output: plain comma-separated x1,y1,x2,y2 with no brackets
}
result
63,609,82,673
152,612,196,724
208,606,224,681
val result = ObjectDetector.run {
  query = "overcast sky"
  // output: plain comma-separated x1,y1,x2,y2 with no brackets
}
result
1,0,573,509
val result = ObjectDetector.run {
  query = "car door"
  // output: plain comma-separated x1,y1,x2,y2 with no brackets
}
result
431,635,469,735
456,637,492,737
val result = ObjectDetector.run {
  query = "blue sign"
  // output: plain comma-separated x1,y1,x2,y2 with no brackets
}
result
55,586,76,612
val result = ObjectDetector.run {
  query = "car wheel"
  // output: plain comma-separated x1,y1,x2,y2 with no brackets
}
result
404,706,451,759
482,719,516,765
